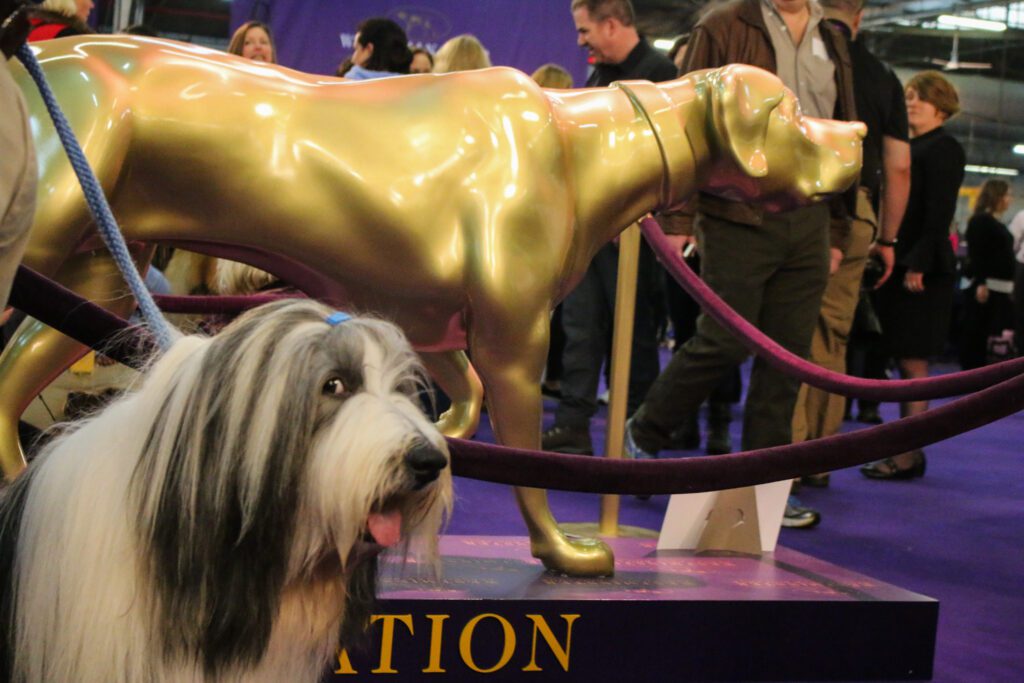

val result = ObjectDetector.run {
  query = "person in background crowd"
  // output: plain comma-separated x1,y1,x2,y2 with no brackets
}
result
791,0,910,488
531,62,574,401
661,32,742,457
531,62,574,89
27,0,92,41
1,0,37,321
667,33,688,73
624,0,859,530
227,20,275,63
959,179,1015,370
541,0,676,456
409,47,433,74
433,34,491,73
1008,206,1024,353
347,17,412,80
335,58,353,77
863,71,965,480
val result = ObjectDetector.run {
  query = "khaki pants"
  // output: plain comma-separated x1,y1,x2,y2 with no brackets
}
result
792,190,876,443
0,58,37,312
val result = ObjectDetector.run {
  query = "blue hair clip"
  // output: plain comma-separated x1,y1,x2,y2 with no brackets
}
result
325,311,352,326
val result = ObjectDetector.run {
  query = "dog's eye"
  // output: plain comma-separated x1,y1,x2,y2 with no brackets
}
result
322,378,347,396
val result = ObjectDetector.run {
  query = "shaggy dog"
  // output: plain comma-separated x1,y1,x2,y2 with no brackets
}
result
0,300,452,682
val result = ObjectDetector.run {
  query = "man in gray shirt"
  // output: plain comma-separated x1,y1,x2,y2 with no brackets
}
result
626,0,857,528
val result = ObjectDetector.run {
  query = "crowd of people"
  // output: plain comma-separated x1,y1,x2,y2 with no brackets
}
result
2,0,1019,531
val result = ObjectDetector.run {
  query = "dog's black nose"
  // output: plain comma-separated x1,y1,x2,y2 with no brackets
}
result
405,443,447,489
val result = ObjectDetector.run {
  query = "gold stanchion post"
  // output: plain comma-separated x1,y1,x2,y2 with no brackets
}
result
599,221,641,536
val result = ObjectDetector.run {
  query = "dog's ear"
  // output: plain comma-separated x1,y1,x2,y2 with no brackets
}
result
710,65,785,179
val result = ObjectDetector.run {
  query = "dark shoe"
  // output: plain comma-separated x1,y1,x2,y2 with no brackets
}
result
669,412,701,450
541,424,593,455
624,417,657,461
781,496,821,529
540,381,562,399
625,417,657,499
860,451,926,480
857,407,884,425
705,402,732,455
801,472,831,488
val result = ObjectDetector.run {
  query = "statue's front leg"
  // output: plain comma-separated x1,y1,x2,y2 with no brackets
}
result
469,308,614,577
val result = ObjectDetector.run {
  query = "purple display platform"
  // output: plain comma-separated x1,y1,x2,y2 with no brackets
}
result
326,536,937,681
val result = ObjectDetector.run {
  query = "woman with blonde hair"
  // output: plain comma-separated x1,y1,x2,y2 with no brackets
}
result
433,34,491,73
531,63,573,89
864,71,966,479
227,20,276,63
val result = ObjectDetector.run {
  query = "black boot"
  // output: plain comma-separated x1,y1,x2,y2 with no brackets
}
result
669,411,701,450
705,401,733,455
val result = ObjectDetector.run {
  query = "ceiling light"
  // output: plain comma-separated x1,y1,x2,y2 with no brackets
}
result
1014,144,1024,155
965,164,1019,177
937,15,1007,32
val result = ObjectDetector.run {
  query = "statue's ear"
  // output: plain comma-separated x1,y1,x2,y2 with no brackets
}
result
709,65,785,178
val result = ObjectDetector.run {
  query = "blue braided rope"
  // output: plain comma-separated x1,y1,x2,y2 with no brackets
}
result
16,44,176,352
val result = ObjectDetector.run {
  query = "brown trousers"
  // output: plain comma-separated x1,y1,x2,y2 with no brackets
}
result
792,190,876,443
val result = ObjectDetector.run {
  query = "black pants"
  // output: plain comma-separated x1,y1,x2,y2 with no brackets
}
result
554,242,662,428
632,204,830,452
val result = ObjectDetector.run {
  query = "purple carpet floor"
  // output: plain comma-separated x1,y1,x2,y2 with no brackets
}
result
445,361,1024,681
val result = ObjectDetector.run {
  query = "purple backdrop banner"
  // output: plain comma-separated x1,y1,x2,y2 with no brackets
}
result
230,0,591,83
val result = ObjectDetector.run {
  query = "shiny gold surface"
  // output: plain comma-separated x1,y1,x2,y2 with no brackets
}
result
599,222,641,537
3,37,862,575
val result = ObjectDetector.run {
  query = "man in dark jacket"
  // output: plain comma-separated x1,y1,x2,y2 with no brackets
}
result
542,0,677,455
626,0,858,527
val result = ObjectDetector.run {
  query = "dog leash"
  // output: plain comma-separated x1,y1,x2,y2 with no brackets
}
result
15,43,177,352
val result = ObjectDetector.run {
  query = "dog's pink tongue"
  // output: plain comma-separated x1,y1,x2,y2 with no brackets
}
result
367,510,402,547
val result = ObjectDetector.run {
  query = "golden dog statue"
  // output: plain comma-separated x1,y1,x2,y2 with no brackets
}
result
3,36,863,576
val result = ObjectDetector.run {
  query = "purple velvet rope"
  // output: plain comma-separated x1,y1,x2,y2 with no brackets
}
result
640,216,1024,400
447,358,1024,492
11,264,1024,494
9,266,153,369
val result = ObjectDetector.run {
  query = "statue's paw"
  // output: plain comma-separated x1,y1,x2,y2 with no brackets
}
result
434,406,479,439
532,529,615,577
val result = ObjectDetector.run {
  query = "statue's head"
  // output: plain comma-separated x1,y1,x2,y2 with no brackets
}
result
690,64,865,212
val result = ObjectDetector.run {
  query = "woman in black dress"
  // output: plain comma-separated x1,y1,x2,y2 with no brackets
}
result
960,180,1015,370
863,71,965,480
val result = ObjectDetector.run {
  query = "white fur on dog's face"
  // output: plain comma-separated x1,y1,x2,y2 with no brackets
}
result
0,300,451,683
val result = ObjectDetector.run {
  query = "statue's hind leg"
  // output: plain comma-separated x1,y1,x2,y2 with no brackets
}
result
420,350,484,439
0,252,140,478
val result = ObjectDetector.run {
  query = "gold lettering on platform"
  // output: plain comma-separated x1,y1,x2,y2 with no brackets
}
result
335,612,580,674
522,613,579,672
335,647,357,675
422,614,449,673
372,614,414,674
459,613,516,674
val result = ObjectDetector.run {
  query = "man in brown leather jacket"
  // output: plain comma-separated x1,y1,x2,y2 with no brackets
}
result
626,0,857,528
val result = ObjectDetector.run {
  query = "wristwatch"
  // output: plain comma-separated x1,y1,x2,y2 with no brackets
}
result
876,237,898,247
